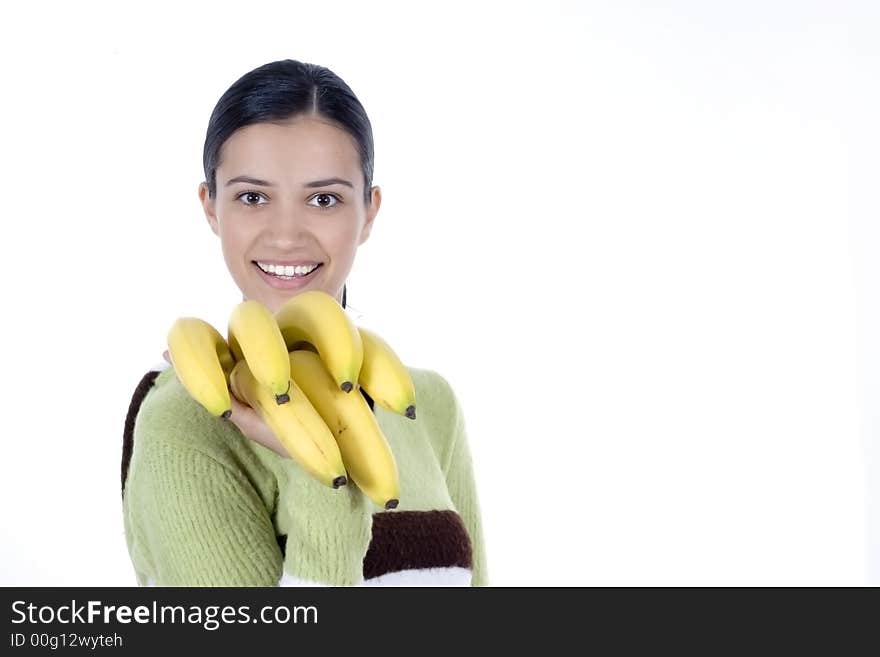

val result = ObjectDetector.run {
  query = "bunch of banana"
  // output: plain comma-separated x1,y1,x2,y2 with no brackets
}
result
165,290,420,505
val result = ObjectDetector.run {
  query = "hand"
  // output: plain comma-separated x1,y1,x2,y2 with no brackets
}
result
163,350,291,458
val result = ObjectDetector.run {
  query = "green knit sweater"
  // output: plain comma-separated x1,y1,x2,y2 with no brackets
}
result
121,362,488,586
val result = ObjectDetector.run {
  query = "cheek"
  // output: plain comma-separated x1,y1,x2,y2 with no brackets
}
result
318,221,362,261
217,219,251,259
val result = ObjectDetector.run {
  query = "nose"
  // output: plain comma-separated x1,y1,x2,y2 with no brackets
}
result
266,204,313,247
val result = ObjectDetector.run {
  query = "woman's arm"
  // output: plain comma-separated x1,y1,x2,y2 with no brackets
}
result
441,381,489,587
125,438,283,586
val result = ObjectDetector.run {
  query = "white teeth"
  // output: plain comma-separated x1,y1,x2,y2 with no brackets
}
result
257,262,319,278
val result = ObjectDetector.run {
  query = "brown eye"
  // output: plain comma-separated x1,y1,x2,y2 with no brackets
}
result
309,193,341,209
237,191,267,206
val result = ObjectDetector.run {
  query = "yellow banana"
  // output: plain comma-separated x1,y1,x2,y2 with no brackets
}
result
228,299,291,404
274,290,363,393
357,326,417,420
289,349,400,510
228,359,348,489
167,317,234,419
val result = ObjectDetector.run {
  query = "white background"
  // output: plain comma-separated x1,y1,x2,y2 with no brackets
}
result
0,0,877,586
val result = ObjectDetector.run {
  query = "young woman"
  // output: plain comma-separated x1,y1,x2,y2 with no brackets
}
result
121,59,488,586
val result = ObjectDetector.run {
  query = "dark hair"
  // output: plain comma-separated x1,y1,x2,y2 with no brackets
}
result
202,59,375,207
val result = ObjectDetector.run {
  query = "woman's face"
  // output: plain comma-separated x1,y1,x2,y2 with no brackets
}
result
199,116,380,314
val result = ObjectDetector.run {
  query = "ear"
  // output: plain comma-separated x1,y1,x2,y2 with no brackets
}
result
358,185,382,245
199,182,220,236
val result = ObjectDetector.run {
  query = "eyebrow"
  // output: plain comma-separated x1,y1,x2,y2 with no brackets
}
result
225,175,354,189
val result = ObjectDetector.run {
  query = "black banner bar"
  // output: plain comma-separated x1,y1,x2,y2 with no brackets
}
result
1,587,875,652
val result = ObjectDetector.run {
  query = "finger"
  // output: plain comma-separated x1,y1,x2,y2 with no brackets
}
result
162,350,171,363
226,398,289,457
227,395,249,418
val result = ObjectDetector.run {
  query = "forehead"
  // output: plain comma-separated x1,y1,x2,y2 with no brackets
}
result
218,118,361,176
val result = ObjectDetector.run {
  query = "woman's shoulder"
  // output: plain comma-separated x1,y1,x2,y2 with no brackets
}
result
406,366,461,413
402,365,467,457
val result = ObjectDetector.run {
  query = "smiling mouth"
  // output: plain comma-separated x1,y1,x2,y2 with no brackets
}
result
253,261,323,280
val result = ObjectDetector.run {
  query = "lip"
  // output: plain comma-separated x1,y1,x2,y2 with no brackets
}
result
253,261,323,290
255,260,322,267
